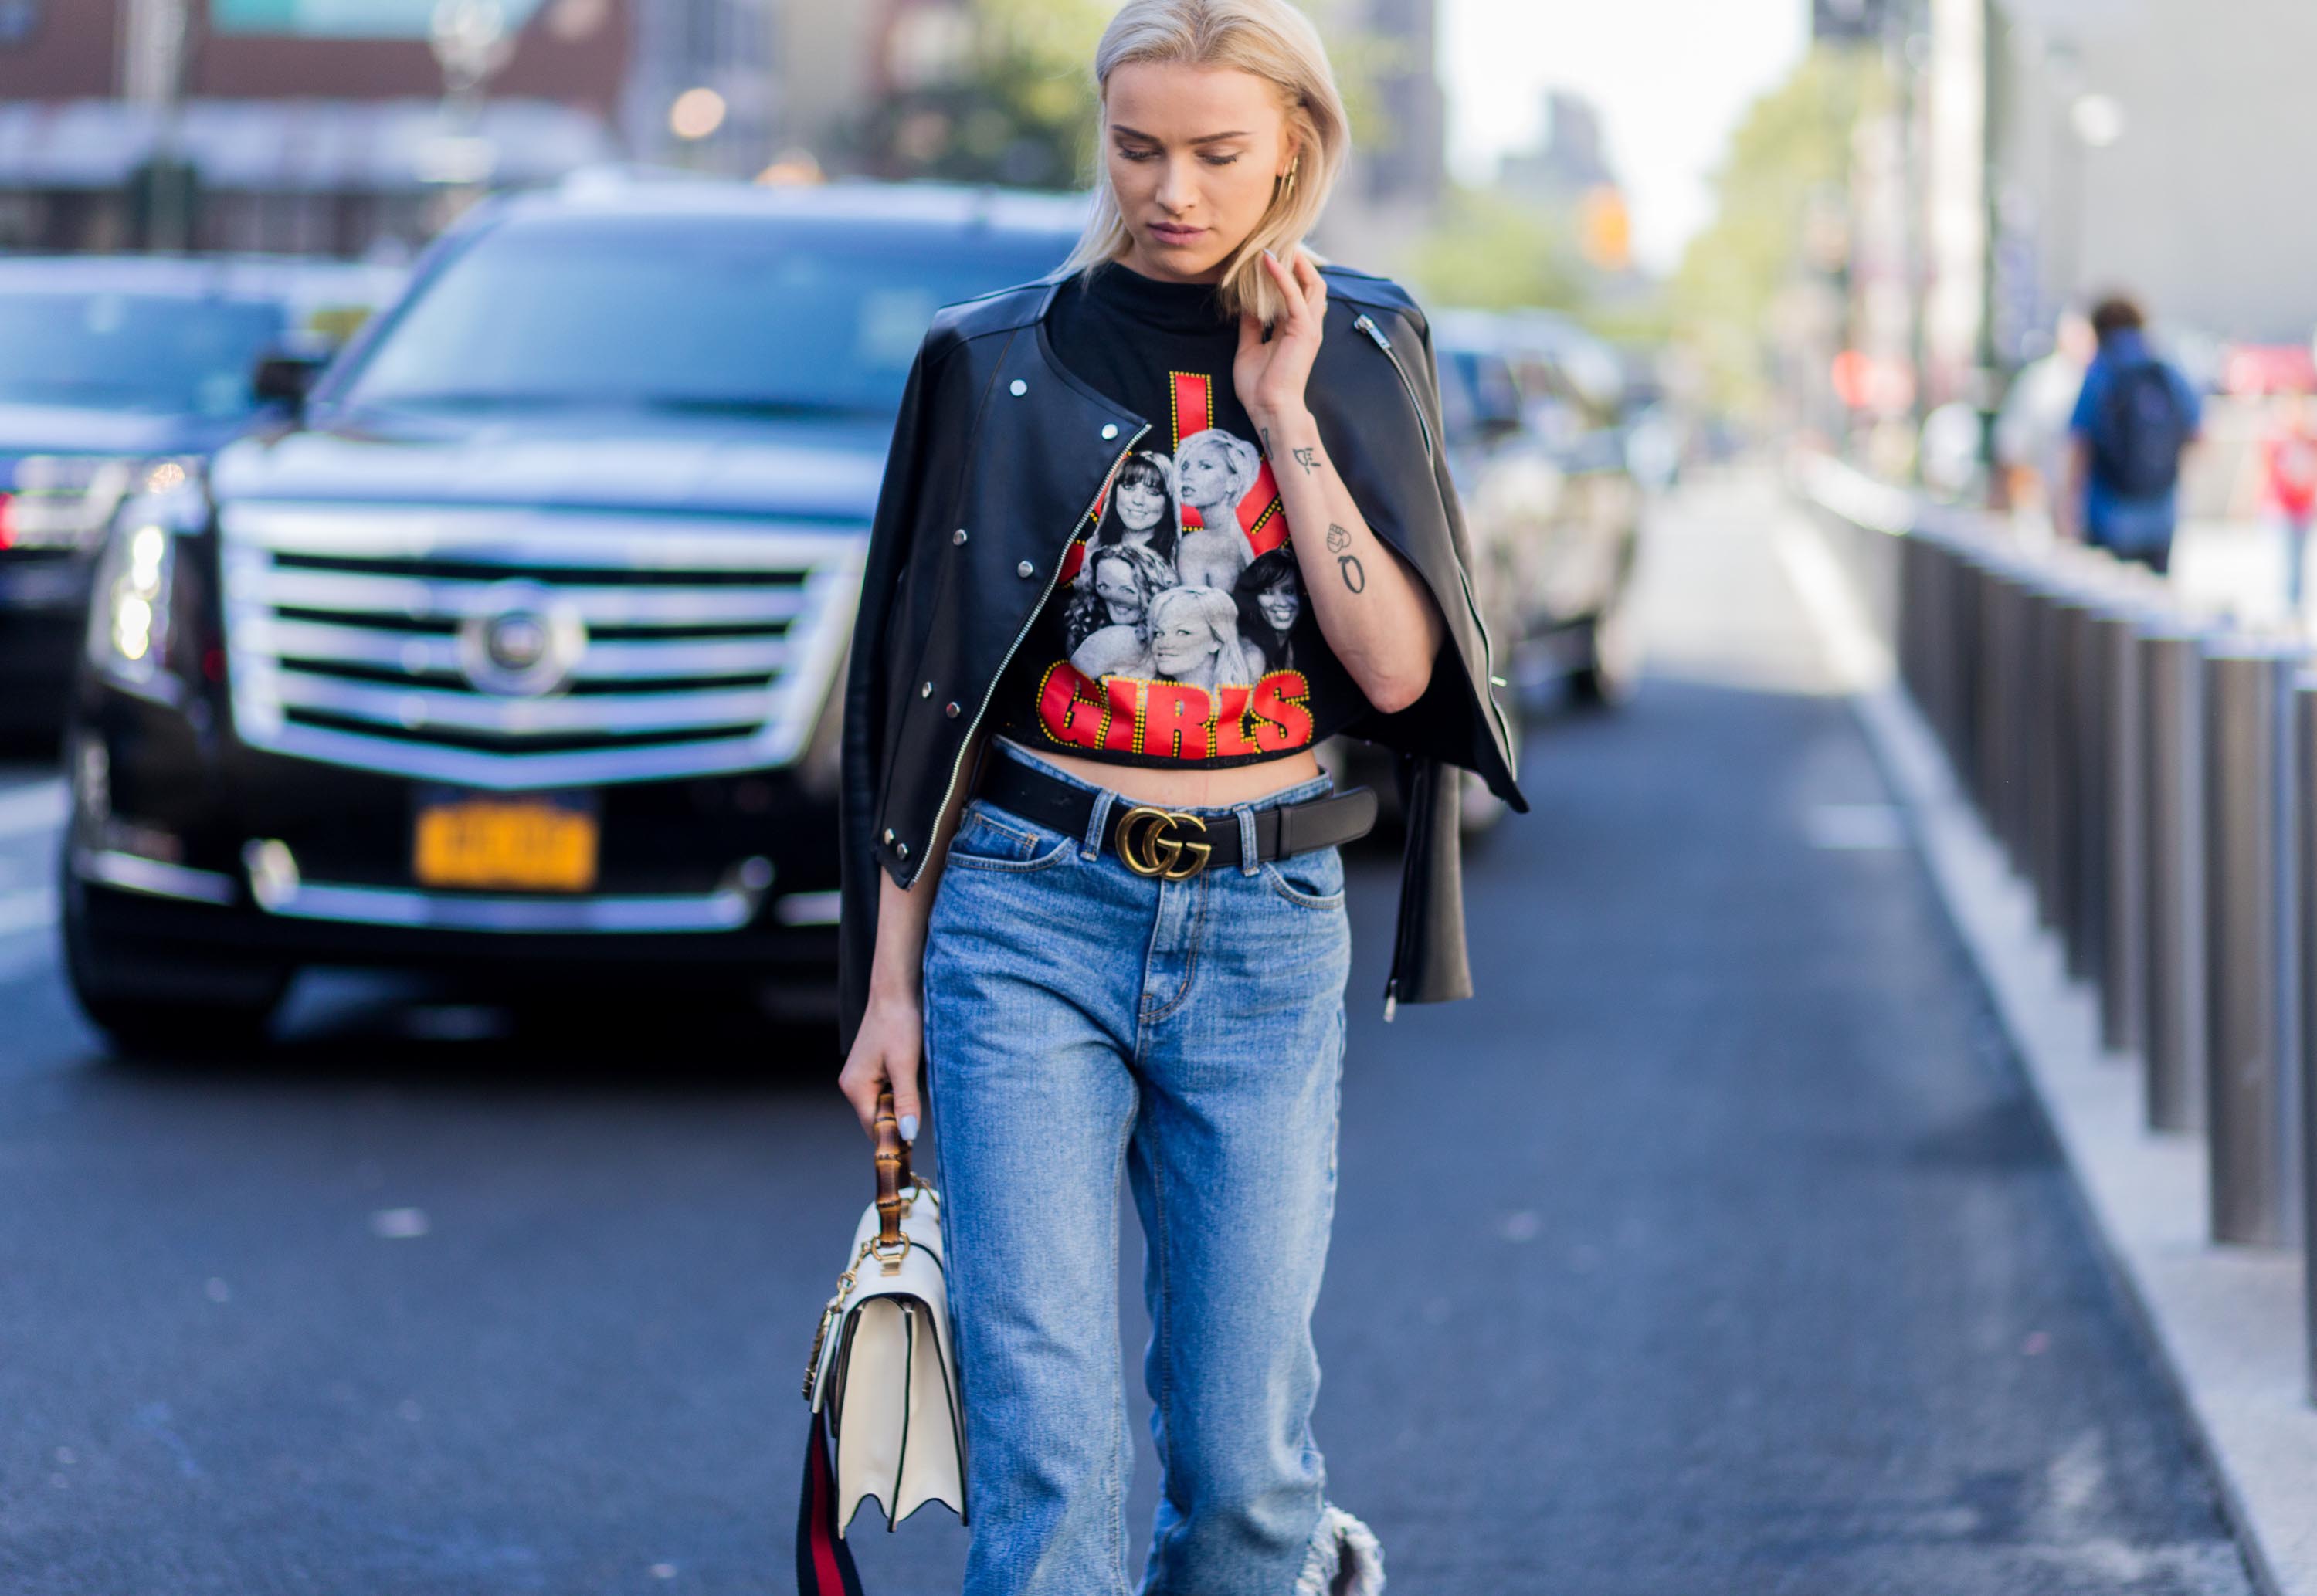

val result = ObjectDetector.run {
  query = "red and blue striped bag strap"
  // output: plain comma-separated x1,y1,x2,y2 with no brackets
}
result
796,1408,863,1596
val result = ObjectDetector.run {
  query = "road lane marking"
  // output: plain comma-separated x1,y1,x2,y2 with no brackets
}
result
0,781,66,841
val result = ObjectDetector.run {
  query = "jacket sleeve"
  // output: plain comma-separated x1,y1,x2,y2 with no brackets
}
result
1346,296,1532,1011
1402,307,1481,1008
838,337,938,1054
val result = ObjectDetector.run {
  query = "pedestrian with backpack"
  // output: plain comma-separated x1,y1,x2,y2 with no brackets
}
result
2065,293,2202,574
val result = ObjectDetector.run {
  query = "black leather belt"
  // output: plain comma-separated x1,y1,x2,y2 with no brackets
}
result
979,750,1377,882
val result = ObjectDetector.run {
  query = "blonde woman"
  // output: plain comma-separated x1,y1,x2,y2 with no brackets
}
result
1146,582,1257,690
833,2,1525,1591
1172,425,1264,588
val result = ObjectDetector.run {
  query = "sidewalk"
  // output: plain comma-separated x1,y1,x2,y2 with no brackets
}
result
1786,476,2317,1596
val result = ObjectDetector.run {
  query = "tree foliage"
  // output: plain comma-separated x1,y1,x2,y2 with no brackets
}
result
1671,46,1887,414
845,0,1111,188
843,0,1390,191
1402,186,1584,313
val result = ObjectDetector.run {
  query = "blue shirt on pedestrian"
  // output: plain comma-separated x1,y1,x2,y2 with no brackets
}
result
2068,329,2201,552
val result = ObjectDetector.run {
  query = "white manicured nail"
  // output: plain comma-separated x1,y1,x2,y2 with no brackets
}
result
898,1114,919,1142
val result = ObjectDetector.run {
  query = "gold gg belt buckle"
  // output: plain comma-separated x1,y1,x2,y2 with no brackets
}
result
1115,805,1213,880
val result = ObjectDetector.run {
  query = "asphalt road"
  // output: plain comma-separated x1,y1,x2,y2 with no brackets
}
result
0,474,2254,1594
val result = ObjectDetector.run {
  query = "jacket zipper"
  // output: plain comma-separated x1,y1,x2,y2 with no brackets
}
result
1351,310,1514,764
1353,313,1435,463
915,419,1153,883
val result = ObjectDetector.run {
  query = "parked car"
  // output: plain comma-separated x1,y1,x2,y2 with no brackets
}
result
1433,307,1644,709
0,255,402,737
60,179,1088,1049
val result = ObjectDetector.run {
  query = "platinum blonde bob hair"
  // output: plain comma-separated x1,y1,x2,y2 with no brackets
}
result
1060,0,1349,325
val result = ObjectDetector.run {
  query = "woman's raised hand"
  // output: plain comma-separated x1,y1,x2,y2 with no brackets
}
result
1234,247,1328,429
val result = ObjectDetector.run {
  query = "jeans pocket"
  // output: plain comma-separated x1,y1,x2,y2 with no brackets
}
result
943,801,1077,873
1261,845,1345,910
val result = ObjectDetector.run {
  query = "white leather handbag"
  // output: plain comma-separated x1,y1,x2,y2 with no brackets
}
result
796,1091,966,1595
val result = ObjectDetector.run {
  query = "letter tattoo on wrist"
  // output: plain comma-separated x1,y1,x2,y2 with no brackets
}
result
1292,446,1323,476
1325,523,1351,553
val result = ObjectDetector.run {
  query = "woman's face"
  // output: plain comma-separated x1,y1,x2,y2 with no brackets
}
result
1151,608,1217,678
1104,62,1298,285
1094,557,1142,625
1257,573,1299,632
1114,473,1166,533
1177,446,1236,513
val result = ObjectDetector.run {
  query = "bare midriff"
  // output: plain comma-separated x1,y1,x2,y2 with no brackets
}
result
1027,747,1325,810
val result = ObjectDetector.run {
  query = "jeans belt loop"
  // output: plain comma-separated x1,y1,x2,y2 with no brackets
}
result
1235,805,1261,876
1081,785,1118,862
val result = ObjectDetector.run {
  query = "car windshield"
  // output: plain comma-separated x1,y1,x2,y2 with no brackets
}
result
0,291,286,417
337,220,1076,419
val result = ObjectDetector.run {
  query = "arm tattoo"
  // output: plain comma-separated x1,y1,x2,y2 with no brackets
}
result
1336,554,1366,595
1260,425,1273,459
1292,446,1323,476
1325,523,1351,553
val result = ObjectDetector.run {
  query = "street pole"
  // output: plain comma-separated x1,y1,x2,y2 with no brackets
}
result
1976,0,2004,500
120,0,193,251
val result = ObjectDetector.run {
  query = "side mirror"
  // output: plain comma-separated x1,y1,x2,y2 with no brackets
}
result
1476,411,1525,446
251,350,326,412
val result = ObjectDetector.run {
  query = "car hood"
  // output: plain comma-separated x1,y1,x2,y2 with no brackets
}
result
0,403,246,469
209,407,897,524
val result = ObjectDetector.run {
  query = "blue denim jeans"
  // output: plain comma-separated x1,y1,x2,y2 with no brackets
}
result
922,741,1354,1596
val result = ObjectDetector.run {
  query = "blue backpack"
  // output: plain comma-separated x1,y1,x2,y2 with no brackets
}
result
2089,360,2191,500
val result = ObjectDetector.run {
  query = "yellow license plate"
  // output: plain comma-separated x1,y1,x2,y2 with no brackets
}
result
413,800,599,892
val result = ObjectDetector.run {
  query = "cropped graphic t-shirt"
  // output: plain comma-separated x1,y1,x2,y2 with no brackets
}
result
992,261,1366,768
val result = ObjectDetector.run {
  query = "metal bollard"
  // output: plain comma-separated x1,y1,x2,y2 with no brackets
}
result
1899,532,1935,717
1949,545,1983,791
2101,608,2149,1056
1970,558,2013,834
1922,535,1968,766
2025,585,2074,933
2297,671,2317,1392
2141,625,2208,1133
2060,597,2104,981
2003,565,2043,870
2203,639,2304,1248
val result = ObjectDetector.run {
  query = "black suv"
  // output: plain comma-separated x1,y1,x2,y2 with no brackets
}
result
0,255,399,736
60,179,1085,1048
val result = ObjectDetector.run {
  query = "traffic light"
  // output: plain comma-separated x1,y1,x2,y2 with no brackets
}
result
1577,187,1632,273
1813,0,1890,42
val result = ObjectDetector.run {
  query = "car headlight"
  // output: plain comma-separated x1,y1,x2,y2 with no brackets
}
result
87,518,178,689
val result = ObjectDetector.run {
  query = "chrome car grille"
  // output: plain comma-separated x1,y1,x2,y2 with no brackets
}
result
220,503,864,788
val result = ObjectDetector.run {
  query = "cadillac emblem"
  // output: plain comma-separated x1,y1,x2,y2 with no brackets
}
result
457,582,585,696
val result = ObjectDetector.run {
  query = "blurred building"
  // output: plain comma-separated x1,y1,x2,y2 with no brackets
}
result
0,0,626,254
1991,0,2317,348
1315,0,1449,272
1884,0,2317,407
0,0,887,257
623,0,778,171
1496,91,1613,210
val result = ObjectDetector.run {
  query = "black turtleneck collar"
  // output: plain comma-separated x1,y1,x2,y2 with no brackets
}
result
1081,259,1235,336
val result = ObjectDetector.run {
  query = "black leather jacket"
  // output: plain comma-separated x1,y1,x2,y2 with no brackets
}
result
839,264,1526,1049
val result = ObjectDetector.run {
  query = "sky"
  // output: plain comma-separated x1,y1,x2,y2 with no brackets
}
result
1439,0,1810,272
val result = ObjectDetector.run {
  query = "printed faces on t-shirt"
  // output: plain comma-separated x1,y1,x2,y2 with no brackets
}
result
1033,369,1311,763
